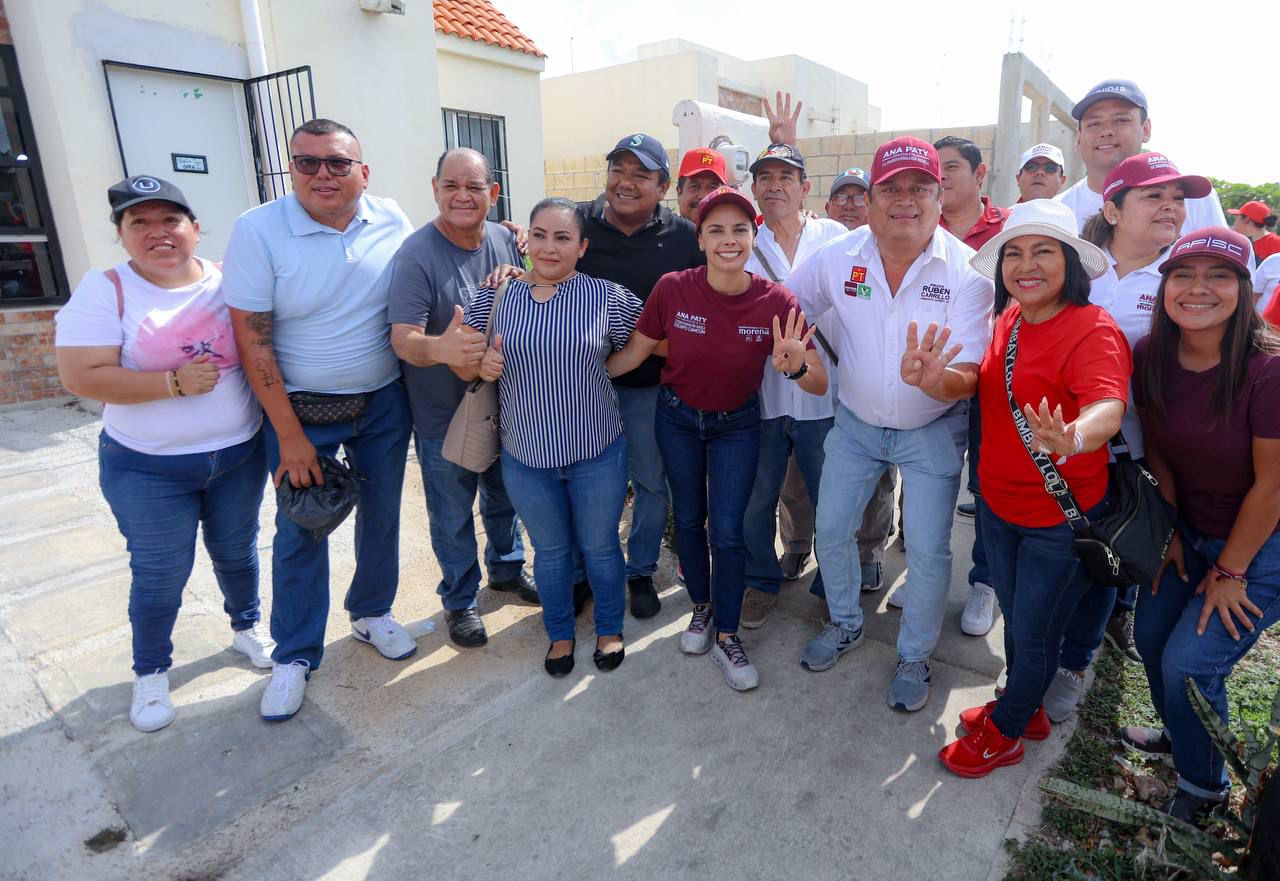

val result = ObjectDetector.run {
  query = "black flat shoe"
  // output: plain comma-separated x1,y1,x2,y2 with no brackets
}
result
573,580,592,617
593,639,624,671
544,639,575,677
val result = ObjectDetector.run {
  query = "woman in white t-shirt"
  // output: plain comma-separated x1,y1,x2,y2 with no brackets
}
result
55,176,270,734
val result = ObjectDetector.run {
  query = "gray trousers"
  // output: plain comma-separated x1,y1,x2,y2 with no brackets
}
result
778,453,897,565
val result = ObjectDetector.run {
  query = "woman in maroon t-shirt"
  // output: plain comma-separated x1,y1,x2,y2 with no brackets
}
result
912,200,1129,779
607,186,826,692
1122,226,1280,827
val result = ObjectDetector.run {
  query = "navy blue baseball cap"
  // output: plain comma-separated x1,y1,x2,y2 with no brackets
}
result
606,133,670,175
1071,79,1148,121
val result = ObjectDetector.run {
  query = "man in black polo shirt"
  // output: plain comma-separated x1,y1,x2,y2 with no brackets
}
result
577,133,704,618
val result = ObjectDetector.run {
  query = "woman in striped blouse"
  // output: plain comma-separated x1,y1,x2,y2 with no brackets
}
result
459,197,642,677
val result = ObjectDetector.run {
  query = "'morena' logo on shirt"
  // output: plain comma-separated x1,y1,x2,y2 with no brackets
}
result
920,283,951,303
738,325,770,343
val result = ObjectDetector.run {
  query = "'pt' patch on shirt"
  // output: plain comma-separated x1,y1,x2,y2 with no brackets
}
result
850,265,867,283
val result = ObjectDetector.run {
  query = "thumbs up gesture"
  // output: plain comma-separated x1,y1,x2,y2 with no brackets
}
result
479,333,504,382
434,304,487,367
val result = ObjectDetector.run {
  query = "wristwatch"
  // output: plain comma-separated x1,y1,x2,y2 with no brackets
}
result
785,362,808,381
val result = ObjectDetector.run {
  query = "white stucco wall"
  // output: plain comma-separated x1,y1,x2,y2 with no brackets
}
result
434,33,545,227
6,0,444,289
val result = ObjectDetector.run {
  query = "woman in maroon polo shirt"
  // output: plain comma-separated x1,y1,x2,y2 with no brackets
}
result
1121,226,1280,827
607,186,827,692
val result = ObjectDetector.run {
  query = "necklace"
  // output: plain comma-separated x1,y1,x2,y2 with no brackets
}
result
528,272,577,288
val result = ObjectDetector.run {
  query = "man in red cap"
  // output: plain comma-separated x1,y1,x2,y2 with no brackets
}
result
786,136,995,712
675,147,729,223
1229,200,1280,264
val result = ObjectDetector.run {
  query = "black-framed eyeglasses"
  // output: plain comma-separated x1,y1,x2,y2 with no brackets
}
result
291,155,361,176
830,192,867,207
1022,161,1061,175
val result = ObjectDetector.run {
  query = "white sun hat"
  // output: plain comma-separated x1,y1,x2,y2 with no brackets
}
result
969,198,1109,280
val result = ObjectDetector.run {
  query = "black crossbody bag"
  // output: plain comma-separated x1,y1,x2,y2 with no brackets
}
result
1004,316,1174,587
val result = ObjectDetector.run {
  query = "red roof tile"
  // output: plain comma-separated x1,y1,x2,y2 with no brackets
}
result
434,0,544,58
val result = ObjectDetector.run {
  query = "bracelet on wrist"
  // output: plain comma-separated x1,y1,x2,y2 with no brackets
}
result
164,371,176,398
1211,562,1248,588
171,370,186,397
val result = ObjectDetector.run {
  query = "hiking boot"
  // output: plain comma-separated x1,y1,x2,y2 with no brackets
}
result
739,588,777,630
680,604,714,655
710,635,759,691
1105,610,1142,663
1043,667,1086,723
939,714,1024,778
800,621,864,672
959,700,1051,741
889,658,931,712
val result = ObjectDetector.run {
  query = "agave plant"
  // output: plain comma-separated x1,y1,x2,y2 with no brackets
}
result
1040,676,1280,879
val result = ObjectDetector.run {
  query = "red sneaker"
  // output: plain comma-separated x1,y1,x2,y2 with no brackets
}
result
958,700,1051,741
939,715,1024,778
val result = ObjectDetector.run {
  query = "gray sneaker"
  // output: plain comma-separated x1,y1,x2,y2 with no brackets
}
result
680,604,714,655
710,635,759,691
1043,667,1086,722
800,621,864,671
860,562,883,592
888,658,931,712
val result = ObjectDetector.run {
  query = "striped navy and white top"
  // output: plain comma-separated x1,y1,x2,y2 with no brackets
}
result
464,273,642,469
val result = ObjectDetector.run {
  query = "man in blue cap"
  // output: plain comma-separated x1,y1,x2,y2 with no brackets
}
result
575,134,704,619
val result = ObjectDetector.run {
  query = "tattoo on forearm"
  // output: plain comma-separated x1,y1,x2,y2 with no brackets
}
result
246,311,274,348
254,356,279,389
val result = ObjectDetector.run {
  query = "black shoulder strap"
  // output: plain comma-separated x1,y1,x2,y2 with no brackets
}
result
1004,315,1091,533
751,242,839,368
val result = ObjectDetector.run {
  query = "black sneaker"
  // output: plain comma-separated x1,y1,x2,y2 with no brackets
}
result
1163,789,1225,829
446,608,488,647
628,576,661,619
779,551,810,581
572,580,592,617
1118,726,1173,760
1105,610,1142,663
489,572,539,605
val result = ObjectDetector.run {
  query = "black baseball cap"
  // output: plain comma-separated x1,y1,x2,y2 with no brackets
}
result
108,175,194,221
1071,79,1148,121
606,133,670,175
749,143,806,175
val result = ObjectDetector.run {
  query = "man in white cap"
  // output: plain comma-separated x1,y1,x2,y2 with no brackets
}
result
1015,144,1067,203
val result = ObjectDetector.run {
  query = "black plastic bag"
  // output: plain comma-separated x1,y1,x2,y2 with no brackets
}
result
275,456,362,542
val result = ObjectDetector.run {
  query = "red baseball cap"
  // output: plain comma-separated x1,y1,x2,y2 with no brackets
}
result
1102,152,1212,202
870,136,940,186
1157,226,1252,277
678,147,728,185
695,185,755,231
1227,200,1273,224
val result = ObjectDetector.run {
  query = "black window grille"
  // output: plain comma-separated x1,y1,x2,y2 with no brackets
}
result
243,67,317,202
442,109,510,222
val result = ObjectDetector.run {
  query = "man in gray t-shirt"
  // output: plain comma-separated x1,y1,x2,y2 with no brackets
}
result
388,148,535,648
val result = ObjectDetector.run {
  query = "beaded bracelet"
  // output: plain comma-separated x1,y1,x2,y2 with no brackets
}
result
171,370,186,397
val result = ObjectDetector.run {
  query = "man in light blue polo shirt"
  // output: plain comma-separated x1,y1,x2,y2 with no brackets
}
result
225,118,416,722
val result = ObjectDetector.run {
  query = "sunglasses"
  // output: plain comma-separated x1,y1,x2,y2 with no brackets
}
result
1021,161,1061,175
291,155,361,176
829,192,867,207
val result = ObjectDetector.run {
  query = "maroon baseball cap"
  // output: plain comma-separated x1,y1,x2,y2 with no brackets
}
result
695,185,756,231
1157,226,1252,277
1102,152,1212,202
870,136,940,186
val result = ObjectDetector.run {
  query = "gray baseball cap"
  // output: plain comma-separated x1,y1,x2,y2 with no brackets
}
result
829,167,872,195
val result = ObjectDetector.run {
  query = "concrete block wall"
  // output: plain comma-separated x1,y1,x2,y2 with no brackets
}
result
0,309,62,406
543,148,681,214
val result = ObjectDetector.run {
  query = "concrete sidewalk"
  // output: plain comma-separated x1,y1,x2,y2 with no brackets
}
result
0,400,1065,881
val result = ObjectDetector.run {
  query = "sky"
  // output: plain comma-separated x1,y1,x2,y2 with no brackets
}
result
497,0,1280,185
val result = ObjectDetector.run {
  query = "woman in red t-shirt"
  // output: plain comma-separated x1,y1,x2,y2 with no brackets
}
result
1121,226,1280,827
910,200,1130,778
607,186,827,692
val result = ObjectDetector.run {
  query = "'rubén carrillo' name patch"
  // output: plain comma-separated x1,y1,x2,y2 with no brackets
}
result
919,283,951,303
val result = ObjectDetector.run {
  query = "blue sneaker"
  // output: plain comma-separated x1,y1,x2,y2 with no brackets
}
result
800,622,864,672
860,561,883,592
889,658,931,712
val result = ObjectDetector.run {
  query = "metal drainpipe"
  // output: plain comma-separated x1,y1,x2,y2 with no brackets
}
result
240,0,269,78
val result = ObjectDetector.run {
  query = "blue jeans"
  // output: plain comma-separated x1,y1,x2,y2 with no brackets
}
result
1134,523,1280,797
744,415,832,596
263,380,412,669
416,436,525,612
655,386,760,634
501,437,629,642
966,397,991,588
815,403,966,661
982,496,1107,738
99,430,266,674
615,384,668,579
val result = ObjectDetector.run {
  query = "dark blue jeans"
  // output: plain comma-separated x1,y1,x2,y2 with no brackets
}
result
99,430,266,674
501,436,628,642
263,380,412,669
743,415,832,596
655,386,760,634
982,496,1107,738
966,397,991,588
415,435,525,612
1134,523,1280,797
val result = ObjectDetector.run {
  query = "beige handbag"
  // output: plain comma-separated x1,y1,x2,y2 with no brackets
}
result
442,278,510,473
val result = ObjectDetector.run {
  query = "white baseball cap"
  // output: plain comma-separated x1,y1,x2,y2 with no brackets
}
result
970,199,1109,280
1018,143,1065,172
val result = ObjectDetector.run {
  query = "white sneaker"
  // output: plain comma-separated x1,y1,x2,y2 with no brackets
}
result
960,582,997,636
351,614,418,661
232,623,276,669
260,660,310,721
710,635,759,691
887,583,907,609
680,604,714,655
130,671,175,733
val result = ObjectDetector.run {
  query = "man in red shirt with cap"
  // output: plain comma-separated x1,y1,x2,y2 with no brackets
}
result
675,147,729,223
1229,200,1280,264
